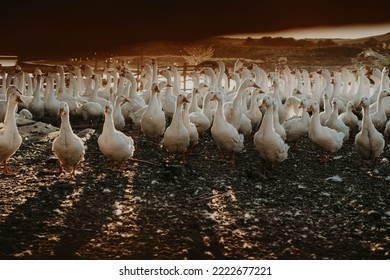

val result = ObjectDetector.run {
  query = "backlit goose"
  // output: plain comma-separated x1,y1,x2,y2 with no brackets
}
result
52,102,85,175
245,88,263,131
202,67,218,90
122,70,146,123
0,71,6,99
238,96,253,137
0,86,24,174
369,90,390,131
163,94,190,162
28,74,45,119
113,95,129,131
282,97,311,145
308,101,344,161
367,67,382,104
44,74,62,117
324,98,350,141
224,78,259,130
189,90,214,134
160,69,176,119
331,71,347,113
272,98,286,140
355,96,385,169
183,101,199,152
140,82,166,144
254,95,289,169
339,100,359,132
353,66,370,108
98,102,135,171
170,65,182,96
88,74,109,107
210,91,244,162
374,67,390,118
319,91,332,125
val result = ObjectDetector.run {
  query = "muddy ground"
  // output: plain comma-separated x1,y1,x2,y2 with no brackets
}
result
0,116,390,260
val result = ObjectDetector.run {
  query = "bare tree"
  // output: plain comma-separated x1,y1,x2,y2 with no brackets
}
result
183,44,214,65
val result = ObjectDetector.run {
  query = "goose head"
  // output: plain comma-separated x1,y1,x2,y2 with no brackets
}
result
356,97,370,110
307,102,319,113
104,102,114,114
298,97,308,109
151,82,160,93
58,102,69,116
177,94,189,105
331,98,339,109
161,69,172,81
210,91,223,102
259,95,272,109
7,86,24,104
379,90,390,99
81,64,94,77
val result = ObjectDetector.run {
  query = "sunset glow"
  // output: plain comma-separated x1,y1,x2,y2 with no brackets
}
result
230,23,390,39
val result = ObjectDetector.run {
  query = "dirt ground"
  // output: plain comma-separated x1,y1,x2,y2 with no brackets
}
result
0,115,390,260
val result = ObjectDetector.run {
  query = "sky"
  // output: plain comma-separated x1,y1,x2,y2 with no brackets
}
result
1,0,389,58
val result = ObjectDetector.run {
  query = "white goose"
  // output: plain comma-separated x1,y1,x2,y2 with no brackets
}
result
224,78,259,130
52,102,85,175
28,74,45,119
113,95,129,131
272,98,286,141
122,69,146,124
245,88,263,131
160,69,176,119
163,94,190,162
308,101,344,161
140,82,166,144
183,101,199,151
355,96,385,169
254,95,289,169
43,73,62,117
319,90,332,125
210,91,244,162
339,101,359,133
370,90,390,131
282,97,311,145
189,91,212,134
324,98,350,141
0,86,24,174
98,102,135,171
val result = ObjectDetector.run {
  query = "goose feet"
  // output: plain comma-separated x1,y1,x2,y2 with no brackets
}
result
2,161,17,175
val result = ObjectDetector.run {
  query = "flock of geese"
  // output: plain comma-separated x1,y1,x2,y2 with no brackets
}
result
0,60,389,175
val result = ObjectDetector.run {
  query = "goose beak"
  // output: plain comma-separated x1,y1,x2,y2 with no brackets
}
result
167,84,173,87
210,95,218,101
105,105,110,113
356,101,363,110
253,83,260,89
182,96,190,103
58,107,64,116
122,98,129,104
258,99,266,109
299,102,304,109
16,95,24,104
